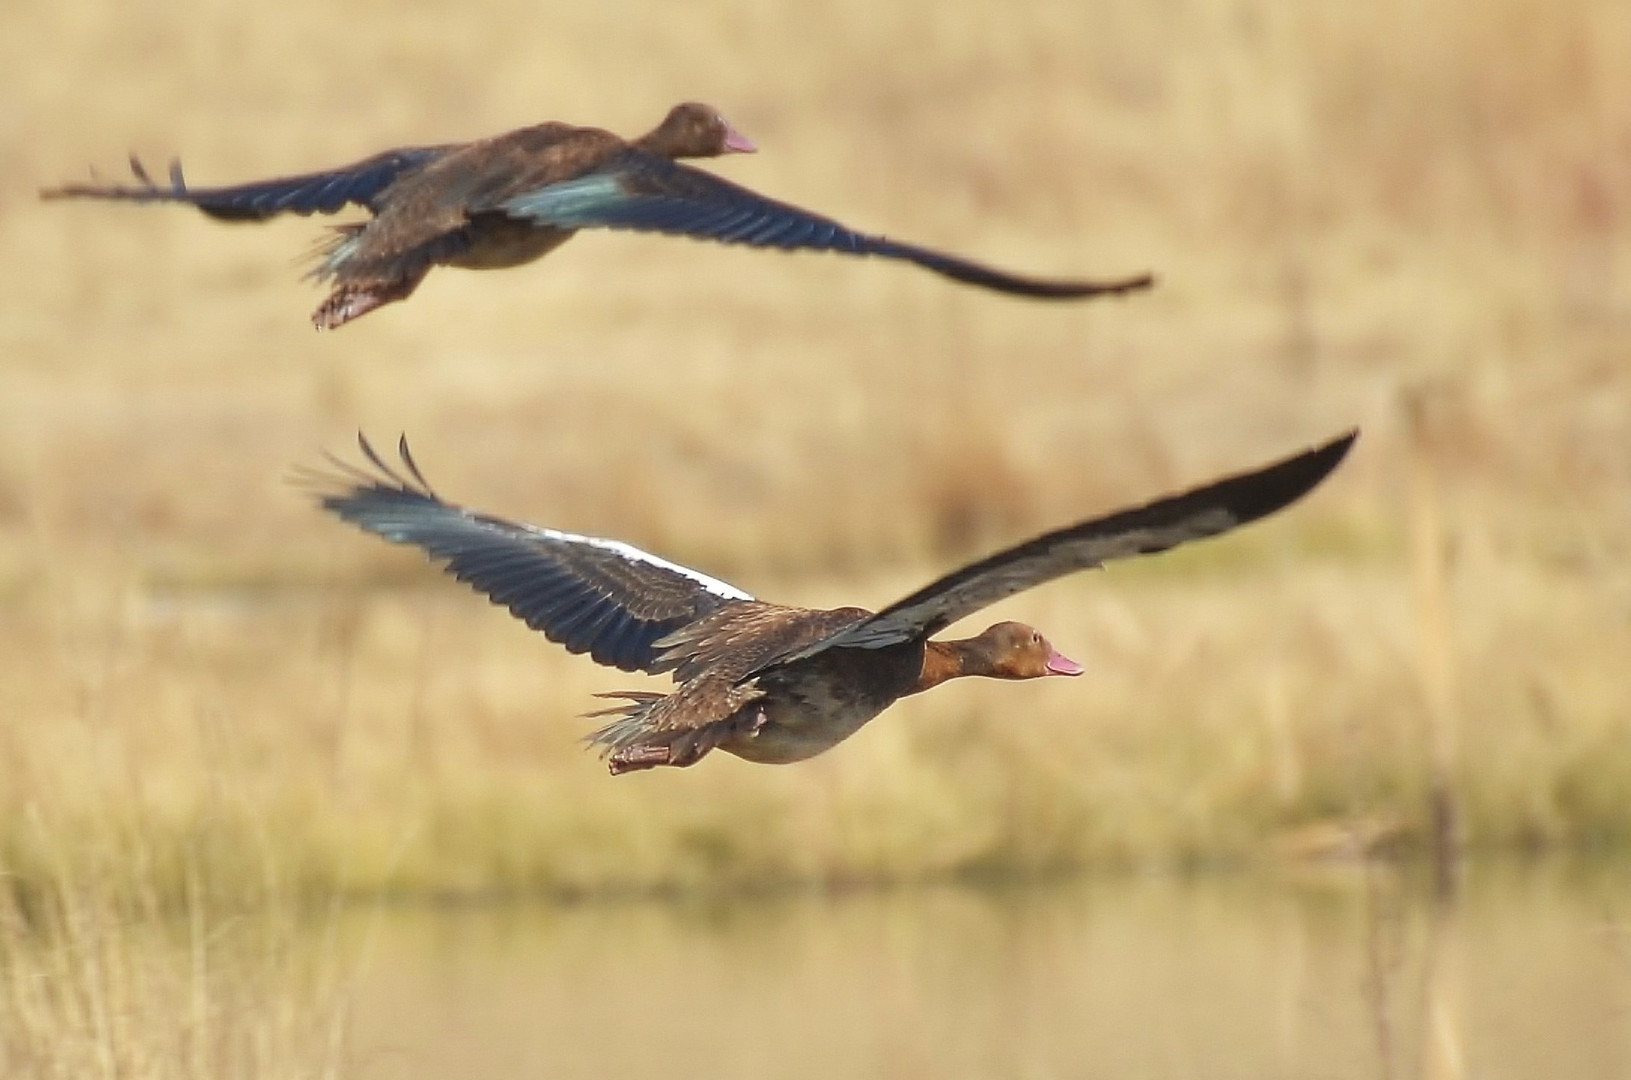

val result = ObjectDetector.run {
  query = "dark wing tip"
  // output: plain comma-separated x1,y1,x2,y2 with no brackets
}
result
41,153,170,201
39,177,108,201
1317,427,1360,466
1048,269,1156,298
1226,427,1359,525
1110,271,1156,294
1288,427,1360,491
288,430,438,506
876,235,1158,300
984,268,1154,299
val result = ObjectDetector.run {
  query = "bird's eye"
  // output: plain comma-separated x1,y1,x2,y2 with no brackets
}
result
1031,631,1041,644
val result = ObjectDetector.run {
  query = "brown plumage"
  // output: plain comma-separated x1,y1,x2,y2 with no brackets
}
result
303,429,1357,774
41,102,1154,329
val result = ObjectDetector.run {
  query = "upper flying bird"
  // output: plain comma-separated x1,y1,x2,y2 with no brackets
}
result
305,429,1356,774
41,102,1154,329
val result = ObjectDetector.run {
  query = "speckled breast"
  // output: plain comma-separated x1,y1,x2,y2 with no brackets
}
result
719,642,925,765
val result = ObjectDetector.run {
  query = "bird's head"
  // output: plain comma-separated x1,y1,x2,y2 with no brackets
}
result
644,102,758,159
965,621,1084,680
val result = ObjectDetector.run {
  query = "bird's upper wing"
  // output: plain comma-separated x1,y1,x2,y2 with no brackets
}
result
40,147,453,221
759,430,1358,667
303,434,753,674
494,151,1153,300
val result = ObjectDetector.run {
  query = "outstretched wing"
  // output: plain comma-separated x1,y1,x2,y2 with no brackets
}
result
302,434,753,674
41,147,452,221
764,430,1358,665
496,152,1154,300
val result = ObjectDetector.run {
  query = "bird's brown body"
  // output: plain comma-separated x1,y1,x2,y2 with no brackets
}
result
586,604,921,771
303,123,634,327
44,102,1154,329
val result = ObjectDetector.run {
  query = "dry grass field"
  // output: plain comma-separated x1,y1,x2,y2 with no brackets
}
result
0,857,350,1079
0,0,1629,916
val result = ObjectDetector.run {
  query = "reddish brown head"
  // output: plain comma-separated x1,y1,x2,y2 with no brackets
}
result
637,102,757,159
914,621,1083,694
967,621,1084,679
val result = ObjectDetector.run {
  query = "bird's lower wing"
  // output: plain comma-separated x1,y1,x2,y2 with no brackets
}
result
495,155,1153,299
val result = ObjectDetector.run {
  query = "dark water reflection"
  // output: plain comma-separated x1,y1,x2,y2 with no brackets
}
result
346,861,1631,1080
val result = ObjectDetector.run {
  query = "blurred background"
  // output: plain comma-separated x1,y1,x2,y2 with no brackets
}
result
2,0,1629,1076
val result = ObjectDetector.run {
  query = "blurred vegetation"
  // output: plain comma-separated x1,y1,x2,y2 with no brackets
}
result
0,0,1628,908
0,845,351,1079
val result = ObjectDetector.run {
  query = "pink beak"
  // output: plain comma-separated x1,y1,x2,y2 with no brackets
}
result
1045,648,1084,677
722,124,758,154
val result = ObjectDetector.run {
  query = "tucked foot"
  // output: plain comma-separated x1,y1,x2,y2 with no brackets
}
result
607,744,672,775
606,728,721,775
311,279,418,330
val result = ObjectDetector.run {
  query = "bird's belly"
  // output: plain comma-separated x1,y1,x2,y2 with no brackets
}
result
717,646,922,765
449,222,573,270
721,697,891,765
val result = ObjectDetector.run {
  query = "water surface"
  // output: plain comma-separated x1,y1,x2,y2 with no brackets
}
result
346,861,1631,1080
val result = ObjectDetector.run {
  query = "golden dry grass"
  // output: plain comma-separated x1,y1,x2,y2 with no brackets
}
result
0,848,351,1079
0,0,1628,902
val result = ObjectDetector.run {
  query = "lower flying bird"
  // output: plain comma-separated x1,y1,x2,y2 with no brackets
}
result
305,430,1356,774
41,102,1153,329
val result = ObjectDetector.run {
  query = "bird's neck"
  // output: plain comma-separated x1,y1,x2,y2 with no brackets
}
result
632,128,687,160
909,639,988,695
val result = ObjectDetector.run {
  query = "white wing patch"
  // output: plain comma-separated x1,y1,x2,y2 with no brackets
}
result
518,521,753,601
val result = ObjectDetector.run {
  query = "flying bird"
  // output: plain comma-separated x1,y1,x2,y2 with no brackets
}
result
42,102,1154,329
304,429,1356,774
